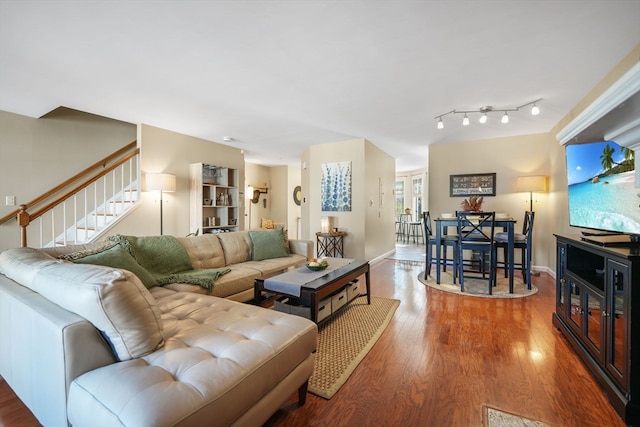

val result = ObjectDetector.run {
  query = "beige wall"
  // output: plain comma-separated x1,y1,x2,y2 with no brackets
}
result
0,108,136,251
364,141,397,261
302,138,395,260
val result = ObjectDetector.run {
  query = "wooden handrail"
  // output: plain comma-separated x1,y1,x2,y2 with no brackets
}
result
28,149,139,222
0,141,138,225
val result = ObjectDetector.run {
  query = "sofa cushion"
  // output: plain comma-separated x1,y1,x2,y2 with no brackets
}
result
68,291,317,427
249,229,290,261
217,231,251,265
30,262,164,361
62,242,158,289
176,234,226,269
0,247,59,288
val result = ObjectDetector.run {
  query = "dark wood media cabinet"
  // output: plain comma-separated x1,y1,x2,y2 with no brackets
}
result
553,234,640,425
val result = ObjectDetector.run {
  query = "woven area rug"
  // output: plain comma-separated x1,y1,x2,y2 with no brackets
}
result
485,406,551,426
308,296,400,399
419,270,538,298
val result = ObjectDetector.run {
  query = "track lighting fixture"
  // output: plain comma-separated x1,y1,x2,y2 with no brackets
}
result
434,98,542,129
531,103,540,115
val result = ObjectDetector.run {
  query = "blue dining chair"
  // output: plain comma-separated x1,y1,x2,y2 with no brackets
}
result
456,211,496,294
494,211,535,288
422,211,457,281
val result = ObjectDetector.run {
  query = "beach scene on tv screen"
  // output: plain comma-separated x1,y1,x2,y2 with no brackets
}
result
566,141,640,234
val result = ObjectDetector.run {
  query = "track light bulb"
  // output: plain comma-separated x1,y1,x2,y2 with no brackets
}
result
501,112,509,124
479,113,488,124
437,118,444,129
462,114,469,126
531,103,540,115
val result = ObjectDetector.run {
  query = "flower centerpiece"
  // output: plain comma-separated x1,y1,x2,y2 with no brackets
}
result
461,195,483,212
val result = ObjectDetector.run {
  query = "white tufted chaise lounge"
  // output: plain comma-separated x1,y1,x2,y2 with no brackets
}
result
0,247,317,427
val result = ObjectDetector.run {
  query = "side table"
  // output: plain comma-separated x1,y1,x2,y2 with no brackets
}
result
316,231,346,257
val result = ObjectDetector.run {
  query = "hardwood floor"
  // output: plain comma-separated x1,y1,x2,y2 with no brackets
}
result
0,244,626,427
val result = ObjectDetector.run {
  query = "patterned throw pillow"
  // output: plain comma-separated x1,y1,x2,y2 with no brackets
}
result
261,218,274,229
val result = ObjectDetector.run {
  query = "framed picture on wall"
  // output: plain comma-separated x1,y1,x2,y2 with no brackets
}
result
449,173,496,197
321,161,352,211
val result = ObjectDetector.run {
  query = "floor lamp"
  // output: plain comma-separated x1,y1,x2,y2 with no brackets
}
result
516,175,547,212
516,175,546,276
146,173,176,235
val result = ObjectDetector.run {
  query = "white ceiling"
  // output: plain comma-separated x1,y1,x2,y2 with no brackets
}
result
1,1,639,172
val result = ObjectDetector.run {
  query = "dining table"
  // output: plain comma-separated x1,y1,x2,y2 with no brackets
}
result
434,216,518,293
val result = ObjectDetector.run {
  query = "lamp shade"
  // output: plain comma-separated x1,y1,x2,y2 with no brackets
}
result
516,175,547,193
146,173,176,192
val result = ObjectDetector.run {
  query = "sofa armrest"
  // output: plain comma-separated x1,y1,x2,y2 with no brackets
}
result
288,239,313,259
0,275,115,427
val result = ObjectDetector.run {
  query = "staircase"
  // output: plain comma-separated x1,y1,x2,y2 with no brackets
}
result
0,142,140,248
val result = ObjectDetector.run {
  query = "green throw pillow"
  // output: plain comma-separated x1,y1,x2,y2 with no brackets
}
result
70,244,158,288
249,229,290,261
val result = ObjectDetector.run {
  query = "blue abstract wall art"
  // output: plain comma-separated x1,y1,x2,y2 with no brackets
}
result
321,161,352,211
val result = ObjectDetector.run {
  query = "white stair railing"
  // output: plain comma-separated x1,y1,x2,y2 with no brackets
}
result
0,142,141,248
39,154,140,247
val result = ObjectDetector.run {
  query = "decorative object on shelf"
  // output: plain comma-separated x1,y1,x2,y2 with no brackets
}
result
516,175,547,211
146,172,176,235
248,184,268,204
434,98,542,129
450,173,496,197
229,218,237,226
293,185,302,206
321,161,352,212
203,198,212,206
460,195,484,212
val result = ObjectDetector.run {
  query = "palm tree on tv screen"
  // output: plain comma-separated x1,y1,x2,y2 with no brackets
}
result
600,143,615,171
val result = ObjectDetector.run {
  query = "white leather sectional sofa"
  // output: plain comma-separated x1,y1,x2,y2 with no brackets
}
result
0,231,317,426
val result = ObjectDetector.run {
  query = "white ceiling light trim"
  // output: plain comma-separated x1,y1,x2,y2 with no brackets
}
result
556,62,640,145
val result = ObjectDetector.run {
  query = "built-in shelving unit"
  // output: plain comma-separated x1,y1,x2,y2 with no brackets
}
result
189,163,239,233
554,234,639,425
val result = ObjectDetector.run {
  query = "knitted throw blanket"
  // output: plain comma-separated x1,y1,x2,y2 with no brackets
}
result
109,235,230,292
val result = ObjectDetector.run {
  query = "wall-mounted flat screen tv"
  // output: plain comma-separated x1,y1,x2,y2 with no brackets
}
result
565,140,639,236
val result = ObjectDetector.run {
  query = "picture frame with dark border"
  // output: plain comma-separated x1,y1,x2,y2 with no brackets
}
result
450,173,496,197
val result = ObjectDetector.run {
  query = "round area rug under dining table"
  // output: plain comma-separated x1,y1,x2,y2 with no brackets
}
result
418,270,538,298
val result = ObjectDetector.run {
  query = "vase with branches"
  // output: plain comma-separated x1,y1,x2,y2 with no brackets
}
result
461,195,484,212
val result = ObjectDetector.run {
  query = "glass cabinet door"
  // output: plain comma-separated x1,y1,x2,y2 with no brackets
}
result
606,259,629,391
584,287,604,363
568,277,583,335
556,243,567,320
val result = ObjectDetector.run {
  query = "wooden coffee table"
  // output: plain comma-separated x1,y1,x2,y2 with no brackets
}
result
254,260,370,323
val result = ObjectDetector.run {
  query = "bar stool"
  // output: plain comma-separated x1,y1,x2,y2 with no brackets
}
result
408,215,424,244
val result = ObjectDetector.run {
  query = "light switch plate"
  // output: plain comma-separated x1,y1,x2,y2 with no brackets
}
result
5,195,16,206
